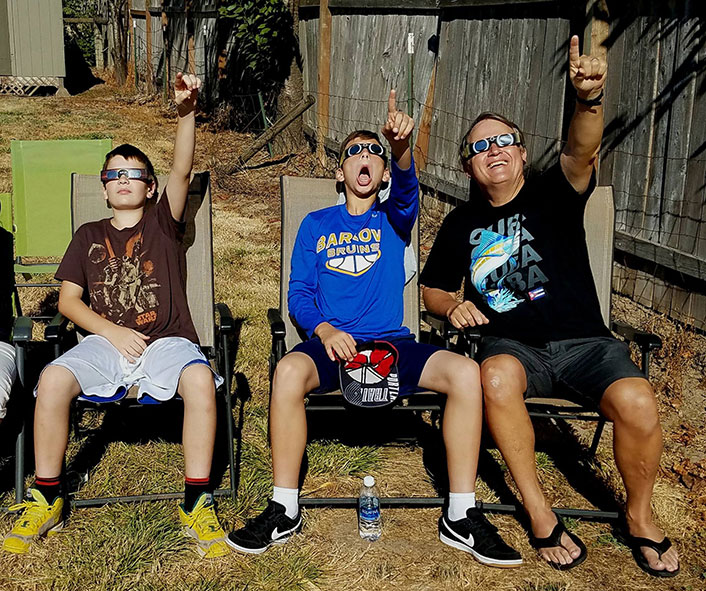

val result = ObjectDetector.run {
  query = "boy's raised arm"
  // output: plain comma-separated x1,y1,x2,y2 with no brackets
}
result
165,72,201,222
381,89,414,169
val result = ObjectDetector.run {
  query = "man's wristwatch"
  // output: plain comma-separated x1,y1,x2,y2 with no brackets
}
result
576,90,604,107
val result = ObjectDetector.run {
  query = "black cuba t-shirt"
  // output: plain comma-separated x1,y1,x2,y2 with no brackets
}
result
420,162,611,346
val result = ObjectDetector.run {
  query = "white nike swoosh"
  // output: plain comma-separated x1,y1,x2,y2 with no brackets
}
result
271,522,299,541
443,518,474,546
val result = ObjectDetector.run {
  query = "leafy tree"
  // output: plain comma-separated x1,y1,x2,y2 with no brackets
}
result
62,0,98,66
217,0,297,128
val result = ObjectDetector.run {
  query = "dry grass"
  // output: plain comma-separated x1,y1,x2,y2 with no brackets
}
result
1,83,705,590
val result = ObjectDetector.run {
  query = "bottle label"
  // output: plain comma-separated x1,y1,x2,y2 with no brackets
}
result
360,500,380,521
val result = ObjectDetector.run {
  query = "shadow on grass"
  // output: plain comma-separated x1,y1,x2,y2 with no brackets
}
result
301,398,448,496
476,417,623,533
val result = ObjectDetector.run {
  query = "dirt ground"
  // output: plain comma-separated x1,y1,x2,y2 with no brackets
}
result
0,79,705,591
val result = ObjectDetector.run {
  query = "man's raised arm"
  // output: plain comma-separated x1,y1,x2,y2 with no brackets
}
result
560,35,607,194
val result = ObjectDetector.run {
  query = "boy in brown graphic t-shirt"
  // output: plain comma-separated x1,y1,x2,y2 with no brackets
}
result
3,73,229,559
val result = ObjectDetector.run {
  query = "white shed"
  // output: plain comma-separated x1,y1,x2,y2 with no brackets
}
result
0,0,67,95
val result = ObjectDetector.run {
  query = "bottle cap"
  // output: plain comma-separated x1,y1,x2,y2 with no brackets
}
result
363,475,375,487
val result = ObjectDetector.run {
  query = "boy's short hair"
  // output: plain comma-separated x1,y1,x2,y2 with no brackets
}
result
102,143,157,192
459,112,525,161
338,130,387,166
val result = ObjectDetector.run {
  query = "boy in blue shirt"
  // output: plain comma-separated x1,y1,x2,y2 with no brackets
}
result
227,91,521,567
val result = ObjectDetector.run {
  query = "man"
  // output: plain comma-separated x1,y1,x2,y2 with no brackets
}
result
420,35,679,577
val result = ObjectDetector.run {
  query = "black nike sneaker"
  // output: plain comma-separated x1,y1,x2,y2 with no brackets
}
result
226,500,302,554
439,507,523,568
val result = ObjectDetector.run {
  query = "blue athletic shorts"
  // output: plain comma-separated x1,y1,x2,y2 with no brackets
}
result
290,335,442,396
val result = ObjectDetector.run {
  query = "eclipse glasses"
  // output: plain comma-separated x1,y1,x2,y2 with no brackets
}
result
460,132,523,161
100,168,152,184
339,142,387,166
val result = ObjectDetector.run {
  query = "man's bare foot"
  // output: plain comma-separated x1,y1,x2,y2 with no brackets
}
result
529,509,586,569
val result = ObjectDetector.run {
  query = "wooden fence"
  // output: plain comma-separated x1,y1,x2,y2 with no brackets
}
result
99,0,706,329
299,0,706,329
300,1,580,200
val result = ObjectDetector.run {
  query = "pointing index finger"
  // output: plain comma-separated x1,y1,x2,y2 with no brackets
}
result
387,89,396,115
569,35,580,67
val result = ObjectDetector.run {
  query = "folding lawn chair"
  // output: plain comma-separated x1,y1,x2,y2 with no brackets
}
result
424,185,662,520
0,194,33,505
36,172,238,508
10,139,111,293
267,175,452,509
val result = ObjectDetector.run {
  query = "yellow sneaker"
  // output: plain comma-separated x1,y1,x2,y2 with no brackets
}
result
178,493,229,558
3,489,64,554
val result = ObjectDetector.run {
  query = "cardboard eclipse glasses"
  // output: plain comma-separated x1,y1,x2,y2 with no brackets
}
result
100,168,153,184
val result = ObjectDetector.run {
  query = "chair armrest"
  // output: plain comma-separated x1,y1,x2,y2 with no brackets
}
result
421,310,459,339
215,303,235,334
12,316,32,344
45,313,70,342
267,308,286,339
611,320,662,351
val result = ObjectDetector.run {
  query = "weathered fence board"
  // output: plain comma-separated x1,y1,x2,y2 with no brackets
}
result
599,13,706,283
301,15,320,130
323,12,437,145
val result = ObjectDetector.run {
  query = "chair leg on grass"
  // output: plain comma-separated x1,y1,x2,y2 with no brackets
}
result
589,418,606,458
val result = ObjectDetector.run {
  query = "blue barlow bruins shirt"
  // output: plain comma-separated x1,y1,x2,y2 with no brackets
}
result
288,157,418,341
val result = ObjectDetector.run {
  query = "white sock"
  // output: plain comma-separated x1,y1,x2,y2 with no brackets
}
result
273,486,299,519
448,492,476,521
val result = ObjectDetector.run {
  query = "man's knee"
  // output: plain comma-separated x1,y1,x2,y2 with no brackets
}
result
602,378,659,433
480,355,526,406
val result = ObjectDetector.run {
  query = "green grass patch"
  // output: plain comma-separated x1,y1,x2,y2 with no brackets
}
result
17,502,185,591
306,441,381,478
534,451,555,473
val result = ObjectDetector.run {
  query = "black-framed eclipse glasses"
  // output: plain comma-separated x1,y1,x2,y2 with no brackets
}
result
460,132,523,160
339,142,387,166
100,168,152,184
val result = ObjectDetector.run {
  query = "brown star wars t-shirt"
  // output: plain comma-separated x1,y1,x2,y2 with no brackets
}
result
56,190,199,344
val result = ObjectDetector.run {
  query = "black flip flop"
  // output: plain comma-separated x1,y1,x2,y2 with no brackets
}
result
627,535,680,578
530,514,587,571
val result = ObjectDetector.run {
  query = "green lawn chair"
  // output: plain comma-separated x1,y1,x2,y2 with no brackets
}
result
10,139,112,287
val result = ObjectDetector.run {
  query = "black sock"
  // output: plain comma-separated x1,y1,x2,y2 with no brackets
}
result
34,476,62,503
184,477,211,511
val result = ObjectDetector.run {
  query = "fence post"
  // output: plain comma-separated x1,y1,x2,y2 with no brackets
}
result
162,8,169,104
407,32,415,147
145,0,154,93
316,0,332,169
133,20,138,88
202,22,209,108
94,22,104,69
413,61,436,171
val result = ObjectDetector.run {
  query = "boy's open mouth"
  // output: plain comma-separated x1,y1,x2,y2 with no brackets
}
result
357,165,371,186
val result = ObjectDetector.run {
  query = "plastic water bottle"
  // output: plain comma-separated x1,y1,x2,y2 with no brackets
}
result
358,475,381,541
